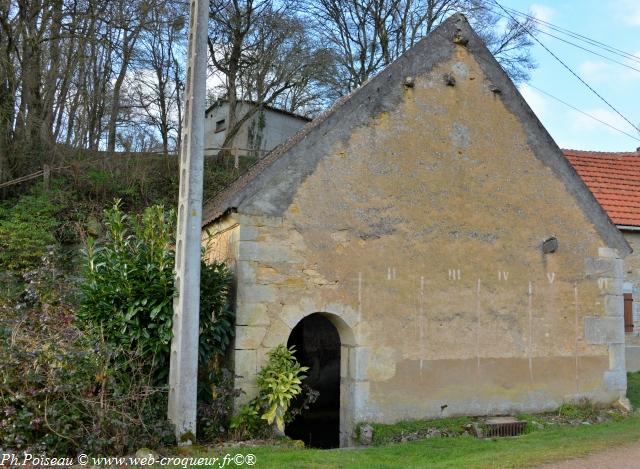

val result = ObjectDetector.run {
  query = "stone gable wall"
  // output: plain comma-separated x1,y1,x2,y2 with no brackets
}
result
203,44,626,446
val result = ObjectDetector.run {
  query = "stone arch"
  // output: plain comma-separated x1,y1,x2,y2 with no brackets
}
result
284,311,356,447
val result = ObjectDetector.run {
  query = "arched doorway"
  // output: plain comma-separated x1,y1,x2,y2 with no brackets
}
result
285,313,341,448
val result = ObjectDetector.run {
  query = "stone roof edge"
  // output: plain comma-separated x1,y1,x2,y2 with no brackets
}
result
202,14,632,257
201,13,464,227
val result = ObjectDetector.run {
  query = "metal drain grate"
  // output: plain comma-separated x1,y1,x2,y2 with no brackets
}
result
484,417,527,437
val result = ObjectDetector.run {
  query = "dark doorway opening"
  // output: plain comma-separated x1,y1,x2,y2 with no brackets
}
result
286,313,340,448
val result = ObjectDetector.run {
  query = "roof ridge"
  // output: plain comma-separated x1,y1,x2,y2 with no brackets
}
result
563,149,640,227
563,148,640,157
200,14,631,255
202,13,468,226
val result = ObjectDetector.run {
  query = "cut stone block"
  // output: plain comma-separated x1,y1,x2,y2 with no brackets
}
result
585,257,623,279
604,295,624,317
596,277,623,296
598,247,620,258
236,302,270,326
261,319,292,348
584,316,624,345
603,370,627,391
351,346,397,381
235,349,257,379
236,284,277,303
235,326,267,349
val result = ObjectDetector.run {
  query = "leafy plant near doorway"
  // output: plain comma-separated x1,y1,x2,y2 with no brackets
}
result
257,345,309,432
231,345,311,438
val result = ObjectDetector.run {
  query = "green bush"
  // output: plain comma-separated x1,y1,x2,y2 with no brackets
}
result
197,368,243,441
230,403,265,440
0,188,64,271
0,266,175,456
256,345,308,432
628,372,640,408
231,345,308,437
78,201,234,382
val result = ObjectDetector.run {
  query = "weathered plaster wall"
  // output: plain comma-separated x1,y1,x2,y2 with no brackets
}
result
204,42,626,446
622,231,640,329
202,218,239,267
204,102,307,157
621,231,640,371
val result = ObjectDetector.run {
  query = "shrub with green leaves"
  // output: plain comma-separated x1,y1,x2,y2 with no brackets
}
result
256,345,308,432
231,345,308,437
78,201,234,382
0,188,64,271
0,263,175,456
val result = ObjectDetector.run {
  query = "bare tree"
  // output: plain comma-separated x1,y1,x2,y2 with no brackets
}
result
0,1,19,183
208,0,335,154
105,0,155,153
0,0,190,180
125,3,186,154
310,0,536,95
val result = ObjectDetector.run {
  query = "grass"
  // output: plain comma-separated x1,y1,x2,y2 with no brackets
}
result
627,371,640,408
182,416,640,468
171,373,640,469
365,416,473,445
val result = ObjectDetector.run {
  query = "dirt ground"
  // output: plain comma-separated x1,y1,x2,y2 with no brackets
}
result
537,442,640,469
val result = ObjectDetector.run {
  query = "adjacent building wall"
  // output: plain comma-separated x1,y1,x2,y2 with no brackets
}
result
204,41,627,447
204,102,308,157
622,231,640,328
622,231,640,371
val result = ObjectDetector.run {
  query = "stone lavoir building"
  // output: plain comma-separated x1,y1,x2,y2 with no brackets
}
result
201,14,631,447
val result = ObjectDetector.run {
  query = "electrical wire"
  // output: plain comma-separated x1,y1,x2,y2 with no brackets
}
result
483,4,640,73
523,84,640,142
489,0,640,135
497,5,640,65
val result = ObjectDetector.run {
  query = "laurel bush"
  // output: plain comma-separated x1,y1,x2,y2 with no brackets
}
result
78,201,234,383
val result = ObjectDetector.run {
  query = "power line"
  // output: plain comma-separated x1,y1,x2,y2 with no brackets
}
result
524,84,640,142
484,4,640,73
500,6,640,64
533,29,640,74
489,0,640,135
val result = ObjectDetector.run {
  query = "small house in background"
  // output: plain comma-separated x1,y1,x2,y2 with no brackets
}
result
202,14,632,448
563,149,640,370
204,99,310,159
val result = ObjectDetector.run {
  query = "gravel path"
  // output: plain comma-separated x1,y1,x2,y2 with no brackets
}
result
537,443,640,468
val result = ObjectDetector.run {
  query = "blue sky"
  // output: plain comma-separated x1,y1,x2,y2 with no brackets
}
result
501,0,640,151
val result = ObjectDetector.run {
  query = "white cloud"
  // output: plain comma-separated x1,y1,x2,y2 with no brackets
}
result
569,107,632,135
578,57,640,84
529,4,554,23
578,60,611,82
617,0,640,26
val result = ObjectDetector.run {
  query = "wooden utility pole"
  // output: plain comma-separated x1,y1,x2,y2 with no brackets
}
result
168,0,208,444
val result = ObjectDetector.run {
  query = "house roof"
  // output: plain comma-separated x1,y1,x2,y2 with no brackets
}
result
205,99,312,122
563,149,640,228
201,13,630,256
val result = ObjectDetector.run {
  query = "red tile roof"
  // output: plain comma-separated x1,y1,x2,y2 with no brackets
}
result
563,149,640,227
